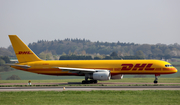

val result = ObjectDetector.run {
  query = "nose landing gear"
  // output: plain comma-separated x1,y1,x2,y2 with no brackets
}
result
154,74,160,84
154,76,158,83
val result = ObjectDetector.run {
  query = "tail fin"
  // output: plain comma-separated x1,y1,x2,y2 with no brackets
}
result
9,35,42,63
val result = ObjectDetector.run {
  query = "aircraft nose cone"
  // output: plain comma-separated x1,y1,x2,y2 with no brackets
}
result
175,68,178,73
173,67,178,73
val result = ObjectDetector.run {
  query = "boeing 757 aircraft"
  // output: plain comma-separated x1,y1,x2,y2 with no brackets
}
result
8,35,177,84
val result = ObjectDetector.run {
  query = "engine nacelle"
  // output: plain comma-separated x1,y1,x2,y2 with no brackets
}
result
111,74,123,79
89,70,111,81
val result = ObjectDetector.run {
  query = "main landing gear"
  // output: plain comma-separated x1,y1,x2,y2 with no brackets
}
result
82,74,98,84
154,74,160,84
82,80,97,84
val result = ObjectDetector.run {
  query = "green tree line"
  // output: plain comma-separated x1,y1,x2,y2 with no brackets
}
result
59,52,151,60
28,39,180,59
1,38,180,60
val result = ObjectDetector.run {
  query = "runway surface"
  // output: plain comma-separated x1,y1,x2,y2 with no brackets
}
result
0,86,180,91
1,82,180,85
1,82,180,91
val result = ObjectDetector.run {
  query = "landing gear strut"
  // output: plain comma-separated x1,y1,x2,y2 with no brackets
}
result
154,74,160,84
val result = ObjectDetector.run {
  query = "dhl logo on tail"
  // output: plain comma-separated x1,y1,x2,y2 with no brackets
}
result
16,51,33,55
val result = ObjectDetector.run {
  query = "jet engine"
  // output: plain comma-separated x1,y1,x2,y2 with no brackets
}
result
89,70,111,81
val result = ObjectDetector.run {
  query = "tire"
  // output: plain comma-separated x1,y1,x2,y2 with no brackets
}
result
154,80,158,83
90,80,94,83
93,80,97,83
82,81,86,84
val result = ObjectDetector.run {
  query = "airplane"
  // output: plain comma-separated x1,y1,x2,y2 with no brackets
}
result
8,35,178,84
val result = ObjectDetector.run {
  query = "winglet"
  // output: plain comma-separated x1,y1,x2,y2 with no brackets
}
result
9,35,42,63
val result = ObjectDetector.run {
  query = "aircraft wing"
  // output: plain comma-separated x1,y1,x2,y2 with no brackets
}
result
57,67,108,74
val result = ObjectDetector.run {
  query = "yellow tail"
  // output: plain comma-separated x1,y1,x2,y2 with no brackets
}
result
9,35,42,63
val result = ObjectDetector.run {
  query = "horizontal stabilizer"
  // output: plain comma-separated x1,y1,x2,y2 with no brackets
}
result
6,64,31,69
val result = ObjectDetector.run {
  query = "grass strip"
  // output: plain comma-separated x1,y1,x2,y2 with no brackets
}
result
0,90,180,105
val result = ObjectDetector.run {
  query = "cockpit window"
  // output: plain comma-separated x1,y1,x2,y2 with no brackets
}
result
165,64,173,67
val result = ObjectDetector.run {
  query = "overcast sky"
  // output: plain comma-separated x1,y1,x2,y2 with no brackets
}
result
0,0,180,48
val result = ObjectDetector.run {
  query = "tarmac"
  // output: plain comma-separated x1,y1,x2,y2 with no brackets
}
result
0,82,180,91
1,82,180,85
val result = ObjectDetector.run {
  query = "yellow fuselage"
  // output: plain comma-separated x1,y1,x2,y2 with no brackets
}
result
12,60,177,76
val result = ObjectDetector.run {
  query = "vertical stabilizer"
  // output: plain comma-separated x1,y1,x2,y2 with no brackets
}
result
9,35,42,63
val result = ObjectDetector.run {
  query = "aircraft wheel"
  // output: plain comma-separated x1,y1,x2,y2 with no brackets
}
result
93,80,97,83
82,80,98,84
90,80,94,83
82,80,90,84
154,80,158,84
82,80,86,84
